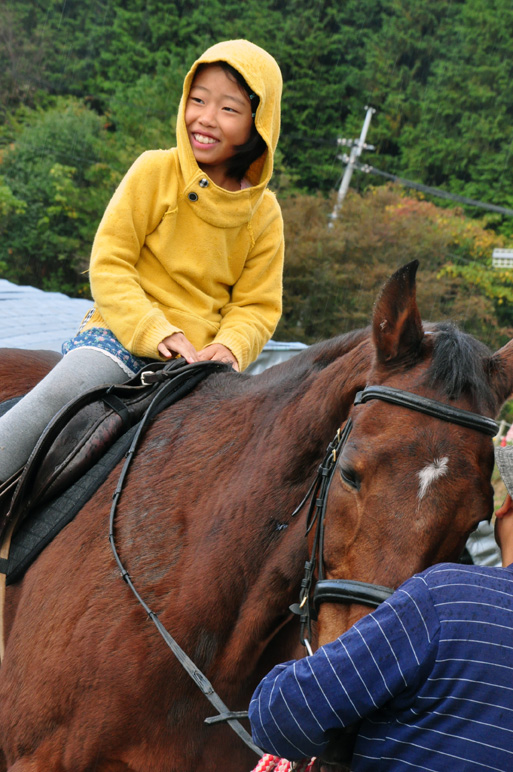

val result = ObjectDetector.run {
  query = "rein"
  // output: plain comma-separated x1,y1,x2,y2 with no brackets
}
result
108,361,264,759
292,384,499,654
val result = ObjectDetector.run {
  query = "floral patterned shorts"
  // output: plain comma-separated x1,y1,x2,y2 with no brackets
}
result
62,325,154,377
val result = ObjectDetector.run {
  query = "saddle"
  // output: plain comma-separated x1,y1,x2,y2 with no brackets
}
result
0,358,229,546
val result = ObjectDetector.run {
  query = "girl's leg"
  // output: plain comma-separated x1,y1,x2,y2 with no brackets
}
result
0,349,129,482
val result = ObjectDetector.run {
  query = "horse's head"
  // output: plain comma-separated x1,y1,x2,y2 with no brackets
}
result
313,260,513,644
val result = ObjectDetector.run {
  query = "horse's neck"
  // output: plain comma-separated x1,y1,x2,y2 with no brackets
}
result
212,339,373,678
213,515,307,688
121,338,374,697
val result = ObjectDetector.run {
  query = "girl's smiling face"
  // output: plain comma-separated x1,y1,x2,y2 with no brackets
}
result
185,64,254,189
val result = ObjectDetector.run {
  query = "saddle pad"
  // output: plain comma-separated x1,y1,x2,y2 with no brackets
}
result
0,397,20,418
6,425,137,585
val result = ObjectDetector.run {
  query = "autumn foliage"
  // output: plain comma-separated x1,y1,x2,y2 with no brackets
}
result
276,185,511,351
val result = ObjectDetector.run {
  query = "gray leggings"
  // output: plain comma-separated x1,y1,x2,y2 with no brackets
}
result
0,348,129,482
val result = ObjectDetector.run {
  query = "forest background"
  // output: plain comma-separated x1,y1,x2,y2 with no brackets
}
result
1,0,513,358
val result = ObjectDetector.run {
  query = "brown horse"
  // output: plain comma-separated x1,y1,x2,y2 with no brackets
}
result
0,261,511,772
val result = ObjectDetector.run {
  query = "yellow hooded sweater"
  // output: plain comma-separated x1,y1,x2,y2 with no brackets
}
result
82,40,284,372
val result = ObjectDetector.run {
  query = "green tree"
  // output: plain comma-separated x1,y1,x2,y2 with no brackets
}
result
0,2,53,118
105,56,184,166
2,0,513,211
356,0,458,166
0,99,117,294
396,0,513,229
2,0,513,306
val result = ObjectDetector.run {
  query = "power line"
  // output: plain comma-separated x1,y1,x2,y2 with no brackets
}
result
353,161,513,217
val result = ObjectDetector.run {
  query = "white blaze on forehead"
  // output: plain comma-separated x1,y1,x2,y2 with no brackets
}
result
418,456,449,500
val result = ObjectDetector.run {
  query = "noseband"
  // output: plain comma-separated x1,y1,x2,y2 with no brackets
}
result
292,385,499,654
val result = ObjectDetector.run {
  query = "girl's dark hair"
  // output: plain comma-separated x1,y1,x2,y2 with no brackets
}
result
194,62,267,181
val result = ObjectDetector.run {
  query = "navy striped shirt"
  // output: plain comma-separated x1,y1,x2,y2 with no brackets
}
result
249,563,513,770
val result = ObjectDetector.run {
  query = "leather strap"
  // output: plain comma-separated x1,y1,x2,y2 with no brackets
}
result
108,361,263,757
314,578,394,610
0,521,16,661
355,386,499,436
204,711,251,725
101,392,131,431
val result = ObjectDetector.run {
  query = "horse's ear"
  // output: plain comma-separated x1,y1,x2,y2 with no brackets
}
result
372,260,423,364
488,339,513,406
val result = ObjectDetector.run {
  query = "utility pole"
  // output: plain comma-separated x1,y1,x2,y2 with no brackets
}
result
329,106,376,227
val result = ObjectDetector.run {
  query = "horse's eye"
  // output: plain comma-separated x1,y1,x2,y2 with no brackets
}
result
339,463,360,491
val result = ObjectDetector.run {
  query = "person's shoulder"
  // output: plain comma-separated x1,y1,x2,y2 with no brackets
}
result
130,148,178,173
391,563,468,600
261,187,282,212
250,187,283,232
422,561,499,577
414,561,512,593
416,562,475,582
386,565,466,621
122,149,181,198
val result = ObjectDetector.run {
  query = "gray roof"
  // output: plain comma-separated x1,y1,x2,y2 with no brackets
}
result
0,279,91,353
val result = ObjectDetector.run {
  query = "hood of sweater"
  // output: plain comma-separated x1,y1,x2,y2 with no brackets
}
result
176,39,282,227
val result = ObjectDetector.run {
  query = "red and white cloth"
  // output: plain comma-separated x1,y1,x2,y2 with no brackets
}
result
251,754,317,772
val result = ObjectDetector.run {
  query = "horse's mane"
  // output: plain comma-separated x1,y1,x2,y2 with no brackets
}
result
195,327,371,404
246,323,494,409
425,322,496,410
253,328,370,382
186,322,496,415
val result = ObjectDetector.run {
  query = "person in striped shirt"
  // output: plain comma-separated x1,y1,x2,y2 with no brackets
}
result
249,445,513,771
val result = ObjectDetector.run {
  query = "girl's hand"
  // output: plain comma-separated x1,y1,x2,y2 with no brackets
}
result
197,343,239,371
158,332,199,363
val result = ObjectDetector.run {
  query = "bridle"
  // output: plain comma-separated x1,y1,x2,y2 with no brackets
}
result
291,384,499,655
